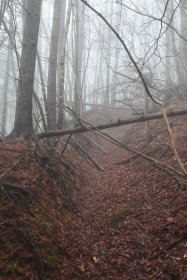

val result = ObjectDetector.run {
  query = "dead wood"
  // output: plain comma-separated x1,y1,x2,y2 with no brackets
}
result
38,109,187,177
83,134,108,153
116,154,140,165
80,0,187,176
164,235,187,251
70,139,104,171
156,235,187,257
38,108,187,139
60,135,72,159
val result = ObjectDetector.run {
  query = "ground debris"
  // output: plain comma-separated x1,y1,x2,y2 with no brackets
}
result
0,111,187,279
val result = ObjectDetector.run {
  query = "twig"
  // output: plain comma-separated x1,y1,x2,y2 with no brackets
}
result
59,134,72,159
0,155,25,180
156,235,187,257
116,154,140,165
71,138,104,171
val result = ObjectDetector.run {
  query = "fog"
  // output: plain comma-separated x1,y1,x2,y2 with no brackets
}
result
0,0,185,136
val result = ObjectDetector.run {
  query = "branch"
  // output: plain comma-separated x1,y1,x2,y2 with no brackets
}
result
80,0,156,104
38,108,187,139
79,0,187,176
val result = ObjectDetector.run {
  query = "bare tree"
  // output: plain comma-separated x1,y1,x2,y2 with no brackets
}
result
47,0,62,129
0,0,7,29
12,0,42,136
57,0,73,129
73,1,85,122
179,0,187,97
1,1,13,136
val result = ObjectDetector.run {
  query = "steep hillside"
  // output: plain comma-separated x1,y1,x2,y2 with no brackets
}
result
0,110,187,279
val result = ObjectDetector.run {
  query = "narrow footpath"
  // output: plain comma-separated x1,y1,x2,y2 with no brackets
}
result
60,120,187,280
0,116,186,280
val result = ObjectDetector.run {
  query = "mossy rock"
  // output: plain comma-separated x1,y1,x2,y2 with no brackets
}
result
107,203,133,227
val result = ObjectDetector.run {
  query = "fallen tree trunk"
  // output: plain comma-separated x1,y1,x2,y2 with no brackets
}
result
38,108,187,139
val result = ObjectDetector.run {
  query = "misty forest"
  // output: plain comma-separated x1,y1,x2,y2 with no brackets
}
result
0,0,187,279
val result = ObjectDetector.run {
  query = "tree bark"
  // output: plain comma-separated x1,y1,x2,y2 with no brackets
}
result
57,0,73,129
47,0,62,129
1,1,13,136
73,1,85,123
0,0,7,29
13,0,42,136
38,108,187,139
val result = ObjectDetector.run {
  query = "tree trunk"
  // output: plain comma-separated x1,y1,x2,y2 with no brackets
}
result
1,31,12,136
13,0,42,136
168,0,184,99
38,108,187,139
57,0,73,129
37,52,50,128
164,0,173,102
73,1,85,122
0,0,7,29
47,0,62,129
180,0,187,96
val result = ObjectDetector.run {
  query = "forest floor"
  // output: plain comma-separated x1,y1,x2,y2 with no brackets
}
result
0,104,187,279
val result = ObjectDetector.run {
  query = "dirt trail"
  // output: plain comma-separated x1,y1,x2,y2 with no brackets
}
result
61,123,187,280
0,117,187,279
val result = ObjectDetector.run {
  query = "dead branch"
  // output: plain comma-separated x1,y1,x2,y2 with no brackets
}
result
83,134,108,154
60,135,72,159
70,138,104,171
38,108,187,139
156,235,187,257
116,154,140,165
62,110,185,179
80,0,187,176
38,107,185,178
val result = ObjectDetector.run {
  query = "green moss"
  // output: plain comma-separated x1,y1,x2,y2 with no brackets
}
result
39,220,53,231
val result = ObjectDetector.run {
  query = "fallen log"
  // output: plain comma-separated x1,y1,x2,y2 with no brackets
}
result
38,108,187,139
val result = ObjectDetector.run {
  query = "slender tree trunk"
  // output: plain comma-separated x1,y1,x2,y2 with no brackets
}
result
105,37,111,104
93,48,100,104
22,0,27,34
0,0,7,30
1,0,14,136
165,0,173,102
169,0,184,98
13,0,42,136
111,45,120,103
1,38,12,136
111,9,121,103
97,30,105,104
57,0,73,129
73,1,85,122
47,0,62,129
57,0,66,96
180,0,187,96
36,52,49,129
